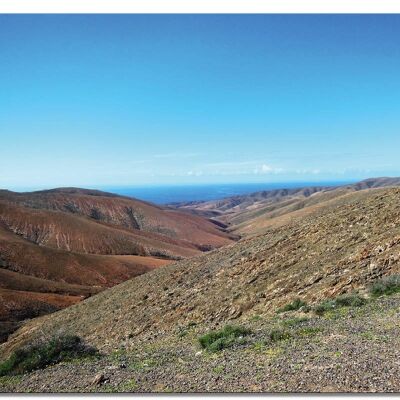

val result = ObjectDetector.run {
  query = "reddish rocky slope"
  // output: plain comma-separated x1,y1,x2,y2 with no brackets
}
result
0,188,234,342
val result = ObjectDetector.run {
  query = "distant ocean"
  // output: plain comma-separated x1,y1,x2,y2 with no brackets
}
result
103,181,354,205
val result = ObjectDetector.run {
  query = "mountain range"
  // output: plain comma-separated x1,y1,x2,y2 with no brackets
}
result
1,177,400,392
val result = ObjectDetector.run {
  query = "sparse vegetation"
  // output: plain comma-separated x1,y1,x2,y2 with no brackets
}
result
199,325,251,352
129,358,157,371
4,185,400,392
296,327,322,337
314,300,338,315
369,275,400,297
314,293,366,316
119,378,138,391
212,365,225,374
0,334,97,377
0,375,22,386
268,324,322,343
269,329,291,342
277,298,308,314
252,341,267,352
111,347,128,363
335,293,367,307
177,321,197,338
282,316,309,327
177,328,188,338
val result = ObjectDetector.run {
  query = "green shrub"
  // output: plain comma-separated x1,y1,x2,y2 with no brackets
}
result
0,334,97,376
277,298,308,314
198,325,251,352
314,293,366,316
268,325,322,343
269,329,291,342
369,275,400,297
335,293,366,307
314,300,336,315
295,327,322,337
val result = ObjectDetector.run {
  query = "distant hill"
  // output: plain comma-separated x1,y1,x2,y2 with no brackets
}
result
0,187,234,342
171,177,400,235
349,176,400,190
0,188,234,252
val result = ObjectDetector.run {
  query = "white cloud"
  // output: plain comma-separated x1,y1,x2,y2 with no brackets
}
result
295,168,321,175
187,170,203,177
254,164,284,175
261,164,273,173
201,160,285,176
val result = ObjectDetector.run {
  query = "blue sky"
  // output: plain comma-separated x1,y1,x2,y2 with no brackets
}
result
1,14,400,189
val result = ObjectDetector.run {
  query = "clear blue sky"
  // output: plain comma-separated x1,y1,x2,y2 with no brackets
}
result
1,14,400,189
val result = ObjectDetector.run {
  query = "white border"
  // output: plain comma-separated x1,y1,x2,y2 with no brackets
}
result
1,0,400,14
0,3,396,399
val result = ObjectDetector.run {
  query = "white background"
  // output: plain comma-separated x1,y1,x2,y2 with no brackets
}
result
1,0,400,13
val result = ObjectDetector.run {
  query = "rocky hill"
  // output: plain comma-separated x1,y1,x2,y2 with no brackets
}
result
0,188,233,253
2,186,400,392
0,188,234,342
172,177,400,236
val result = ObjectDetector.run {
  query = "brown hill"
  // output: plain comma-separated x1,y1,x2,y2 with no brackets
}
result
0,224,169,287
172,177,400,236
0,223,171,342
0,200,200,258
0,188,233,251
4,186,400,358
349,176,400,190
230,177,400,236
0,188,234,342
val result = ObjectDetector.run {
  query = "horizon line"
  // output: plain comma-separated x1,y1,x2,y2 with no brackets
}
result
3,177,390,193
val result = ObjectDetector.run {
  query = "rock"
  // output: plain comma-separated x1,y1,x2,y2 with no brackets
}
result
92,373,107,386
246,276,258,284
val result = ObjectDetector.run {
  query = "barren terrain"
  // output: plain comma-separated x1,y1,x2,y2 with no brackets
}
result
2,186,400,392
0,188,233,342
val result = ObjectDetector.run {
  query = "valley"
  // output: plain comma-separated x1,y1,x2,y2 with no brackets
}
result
1,180,400,391
0,188,233,342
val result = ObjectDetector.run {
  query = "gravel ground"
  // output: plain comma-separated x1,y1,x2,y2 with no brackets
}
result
1,294,400,393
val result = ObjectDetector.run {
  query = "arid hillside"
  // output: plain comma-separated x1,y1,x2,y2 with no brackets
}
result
4,186,400,354
2,186,400,392
0,188,234,342
0,200,201,258
0,188,233,253
172,177,400,236
173,185,332,217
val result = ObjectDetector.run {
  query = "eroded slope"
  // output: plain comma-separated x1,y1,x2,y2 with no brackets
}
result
4,187,400,357
0,187,234,343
